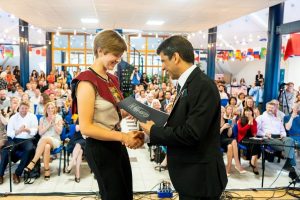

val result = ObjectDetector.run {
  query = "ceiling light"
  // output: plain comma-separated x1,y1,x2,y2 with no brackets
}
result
82,27,86,30
202,35,206,39
58,27,62,30
198,30,202,34
146,20,165,26
21,26,24,32
81,18,99,24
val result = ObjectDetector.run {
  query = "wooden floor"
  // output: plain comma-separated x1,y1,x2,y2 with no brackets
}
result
0,189,299,199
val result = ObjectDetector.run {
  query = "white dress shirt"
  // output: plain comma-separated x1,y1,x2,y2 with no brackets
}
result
177,65,197,93
256,111,286,137
7,112,38,139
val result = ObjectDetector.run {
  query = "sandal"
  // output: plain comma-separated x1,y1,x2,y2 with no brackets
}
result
24,161,36,183
249,161,259,175
44,168,50,181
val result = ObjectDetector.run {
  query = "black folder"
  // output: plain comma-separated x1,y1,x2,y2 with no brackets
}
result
118,96,169,127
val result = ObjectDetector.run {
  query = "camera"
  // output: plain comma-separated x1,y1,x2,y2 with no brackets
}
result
255,81,261,87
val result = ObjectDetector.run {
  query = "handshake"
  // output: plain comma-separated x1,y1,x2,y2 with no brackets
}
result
121,120,154,149
121,131,145,149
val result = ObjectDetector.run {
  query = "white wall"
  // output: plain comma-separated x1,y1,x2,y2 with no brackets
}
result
217,59,266,85
284,57,300,88
0,46,46,75
217,56,300,88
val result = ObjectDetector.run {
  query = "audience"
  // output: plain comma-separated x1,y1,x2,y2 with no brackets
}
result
0,101,38,184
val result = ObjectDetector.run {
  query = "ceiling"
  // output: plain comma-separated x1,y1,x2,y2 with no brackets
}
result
0,0,299,51
0,0,285,33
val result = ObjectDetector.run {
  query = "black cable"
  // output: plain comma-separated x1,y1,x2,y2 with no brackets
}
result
269,146,292,188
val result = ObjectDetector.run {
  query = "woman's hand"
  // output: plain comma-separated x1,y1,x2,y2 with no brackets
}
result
122,131,144,149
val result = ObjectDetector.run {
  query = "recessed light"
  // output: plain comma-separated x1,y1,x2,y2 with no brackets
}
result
146,20,165,26
81,18,99,24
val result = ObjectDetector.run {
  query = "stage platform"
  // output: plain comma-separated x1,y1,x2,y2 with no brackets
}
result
0,188,300,200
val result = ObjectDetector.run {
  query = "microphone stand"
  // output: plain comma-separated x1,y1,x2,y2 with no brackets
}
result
242,138,296,188
0,137,34,193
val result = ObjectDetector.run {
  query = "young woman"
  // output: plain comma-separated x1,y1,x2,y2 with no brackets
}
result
72,30,143,200
237,107,260,175
220,106,245,176
65,123,85,183
24,102,63,180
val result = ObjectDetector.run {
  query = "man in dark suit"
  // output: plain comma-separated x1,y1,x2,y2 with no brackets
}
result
140,36,227,200
160,90,172,111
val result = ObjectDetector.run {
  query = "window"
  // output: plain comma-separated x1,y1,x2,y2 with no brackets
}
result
52,33,93,71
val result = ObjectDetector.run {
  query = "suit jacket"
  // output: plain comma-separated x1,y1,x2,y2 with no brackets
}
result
150,67,227,197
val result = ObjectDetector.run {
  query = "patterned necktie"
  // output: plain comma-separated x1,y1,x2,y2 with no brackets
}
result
176,84,181,94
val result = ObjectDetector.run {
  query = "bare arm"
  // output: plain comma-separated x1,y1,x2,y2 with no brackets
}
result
77,81,142,147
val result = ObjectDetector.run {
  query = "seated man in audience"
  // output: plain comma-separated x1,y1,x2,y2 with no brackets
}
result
0,89,10,113
161,90,172,111
284,103,300,148
271,99,285,122
256,102,296,171
0,101,38,184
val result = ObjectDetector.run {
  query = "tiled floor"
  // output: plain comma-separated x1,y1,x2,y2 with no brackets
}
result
0,145,299,194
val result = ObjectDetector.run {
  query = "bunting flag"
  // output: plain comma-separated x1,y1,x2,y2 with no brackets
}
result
0,45,4,59
4,46,13,58
260,47,267,59
284,33,300,61
253,51,260,59
194,50,200,62
247,48,253,56
241,50,247,59
235,50,242,60
222,51,229,61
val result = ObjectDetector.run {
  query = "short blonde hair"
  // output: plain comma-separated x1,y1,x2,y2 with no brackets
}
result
93,30,127,58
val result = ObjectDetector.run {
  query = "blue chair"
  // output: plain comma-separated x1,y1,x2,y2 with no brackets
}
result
35,114,44,123
50,127,68,176
220,99,228,107
232,124,248,160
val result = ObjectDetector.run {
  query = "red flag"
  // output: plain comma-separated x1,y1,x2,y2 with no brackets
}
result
284,34,300,60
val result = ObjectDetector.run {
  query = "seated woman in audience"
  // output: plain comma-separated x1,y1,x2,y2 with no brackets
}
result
35,93,50,115
237,107,260,175
151,99,163,112
38,70,46,81
244,96,260,118
66,122,85,183
224,105,236,125
6,97,19,118
220,107,245,176
24,102,63,181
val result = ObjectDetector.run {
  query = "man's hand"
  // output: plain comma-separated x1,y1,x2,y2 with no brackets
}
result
265,132,272,139
139,120,155,135
122,131,144,149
